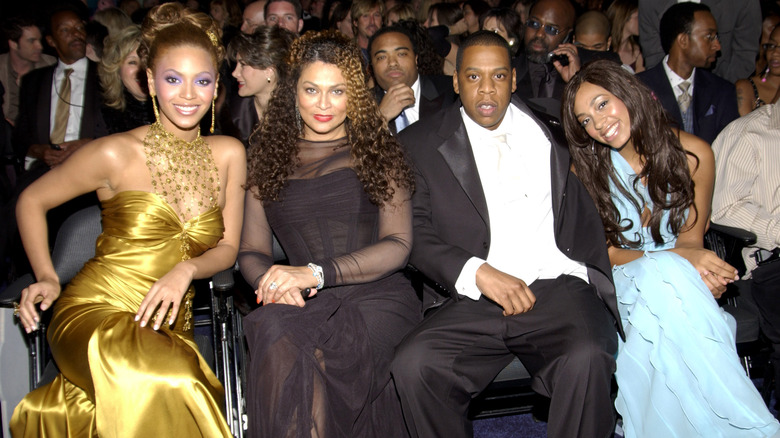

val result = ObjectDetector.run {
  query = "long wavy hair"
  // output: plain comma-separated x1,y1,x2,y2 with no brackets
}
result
99,24,143,110
247,30,414,206
605,0,639,58
561,60,697,248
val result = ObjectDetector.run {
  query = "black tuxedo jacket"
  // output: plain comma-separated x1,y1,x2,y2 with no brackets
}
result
637,63,738,144
374,74,456,135
512,53,566,119
399,97,623,337
13,60,107,161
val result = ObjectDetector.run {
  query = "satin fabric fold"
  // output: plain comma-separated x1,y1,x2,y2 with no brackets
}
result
11,191,231,437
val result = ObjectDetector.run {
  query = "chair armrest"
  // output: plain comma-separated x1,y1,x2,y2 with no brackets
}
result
709,223,757,247
211,265,236,293
0,273,34,307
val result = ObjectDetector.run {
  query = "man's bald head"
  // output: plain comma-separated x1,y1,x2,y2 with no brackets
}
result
241,0,267,34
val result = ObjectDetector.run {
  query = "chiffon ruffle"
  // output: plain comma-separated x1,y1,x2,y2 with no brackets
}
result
614,251,780,438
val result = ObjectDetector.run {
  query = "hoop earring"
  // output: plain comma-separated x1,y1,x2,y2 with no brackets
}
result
210,98,216,134
152,95,160,123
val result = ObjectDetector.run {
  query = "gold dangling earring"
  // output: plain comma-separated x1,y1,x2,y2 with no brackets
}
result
210,97,216,134
152,94,160,123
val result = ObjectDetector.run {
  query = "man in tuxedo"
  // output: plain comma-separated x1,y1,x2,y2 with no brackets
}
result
368,25,456,135
636,2,738,144
13,7,107,175
393,31,621,438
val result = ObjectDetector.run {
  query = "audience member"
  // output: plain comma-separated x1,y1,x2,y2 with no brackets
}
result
480,8,523,54
736,25,780,116
13,8,108,175
637,2,738,144
605,0,642,73
266,0,304,34
10,4,245,436
369,25,455,134
461,0,489,36
511,0,532,24
424,3,463,74
241,0,267,34
92,7,133,36
223,26,296,144
573,10,622,67
712,101,780,415
210,0,242,43
98,24,153,134
85,21,109,62
329,0,354,38
385,3,415,25
239,30,420,438
351,0,383,58
513,0,579,117
299,0,324,33
393,31,620,438
756,6,780,78
118,0,141,18
0,16,56,127
639,0,762,83
563,58,780,438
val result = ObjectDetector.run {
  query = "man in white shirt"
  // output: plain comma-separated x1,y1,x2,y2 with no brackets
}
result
13,7,107,173
636,2,738,144
368,25,455,134
712,102,780,409
393,31,620,438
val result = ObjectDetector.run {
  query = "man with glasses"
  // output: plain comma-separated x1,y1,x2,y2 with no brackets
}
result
637,2,738,144
513,0,579,117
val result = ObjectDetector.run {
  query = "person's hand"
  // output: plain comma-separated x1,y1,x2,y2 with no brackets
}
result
17,278,61,333
257,265,319,307
475,263,536,316
551,43,581,83
448,19,468,36
43,138,93,167
378,83,415,122
669,247,738,298
136,262,195,330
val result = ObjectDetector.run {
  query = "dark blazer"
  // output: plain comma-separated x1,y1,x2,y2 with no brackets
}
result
399,97,623,338
13,60,107,161
374,74,456,135
637,64,738,144
512,53,566,119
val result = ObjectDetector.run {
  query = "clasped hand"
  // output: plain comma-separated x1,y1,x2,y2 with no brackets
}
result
257,265,319,307
17,278,61,333
135,262,195,330
670,247,738,299
476,263,536,316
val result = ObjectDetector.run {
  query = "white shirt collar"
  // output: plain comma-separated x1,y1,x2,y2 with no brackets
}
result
460,101,516,147
662,54,695,99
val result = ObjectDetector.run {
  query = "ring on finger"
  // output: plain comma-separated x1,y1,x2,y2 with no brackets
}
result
269,281,278,290
12,302,20,317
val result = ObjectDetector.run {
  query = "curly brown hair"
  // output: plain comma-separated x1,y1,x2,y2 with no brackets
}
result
561,60,697,249
138,3,225,72
247,30,414,206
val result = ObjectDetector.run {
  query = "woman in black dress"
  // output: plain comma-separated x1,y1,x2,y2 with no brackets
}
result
238,30,421,438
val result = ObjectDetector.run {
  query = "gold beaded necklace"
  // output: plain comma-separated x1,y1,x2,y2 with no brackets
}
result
144,122,221,225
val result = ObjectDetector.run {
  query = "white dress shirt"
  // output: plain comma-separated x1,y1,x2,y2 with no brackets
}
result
50,57,88,143
454,103,587,300
662,54,696,100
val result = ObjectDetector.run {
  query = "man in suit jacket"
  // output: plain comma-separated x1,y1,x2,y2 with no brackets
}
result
637,2,738,145
369,25,455,134
639,0,761,84
392,31,621,438
13,7,107,174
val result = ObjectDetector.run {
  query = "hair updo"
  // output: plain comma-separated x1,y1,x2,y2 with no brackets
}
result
138,3,225,72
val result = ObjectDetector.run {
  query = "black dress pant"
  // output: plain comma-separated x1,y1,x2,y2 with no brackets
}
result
750,261,780,404
392,275,618,438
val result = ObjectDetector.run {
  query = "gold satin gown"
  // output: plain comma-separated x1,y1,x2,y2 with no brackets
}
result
11,124,232,437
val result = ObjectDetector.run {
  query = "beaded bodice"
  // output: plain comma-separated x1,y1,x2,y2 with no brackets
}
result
144,122,221,225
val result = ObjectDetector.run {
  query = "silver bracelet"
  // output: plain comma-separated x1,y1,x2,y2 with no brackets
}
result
307,263,324,289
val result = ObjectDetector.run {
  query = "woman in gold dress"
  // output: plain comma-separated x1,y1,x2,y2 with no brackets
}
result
10,4,246,437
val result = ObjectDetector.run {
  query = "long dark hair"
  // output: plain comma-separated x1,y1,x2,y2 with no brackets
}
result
246,30,414,206
561,60,697,248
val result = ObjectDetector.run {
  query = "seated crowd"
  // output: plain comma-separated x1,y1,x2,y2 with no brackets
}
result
2,0,780,437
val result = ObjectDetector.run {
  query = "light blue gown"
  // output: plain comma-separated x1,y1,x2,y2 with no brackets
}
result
610,150,780,438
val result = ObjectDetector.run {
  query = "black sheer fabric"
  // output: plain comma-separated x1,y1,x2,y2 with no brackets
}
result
239,138,421,438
